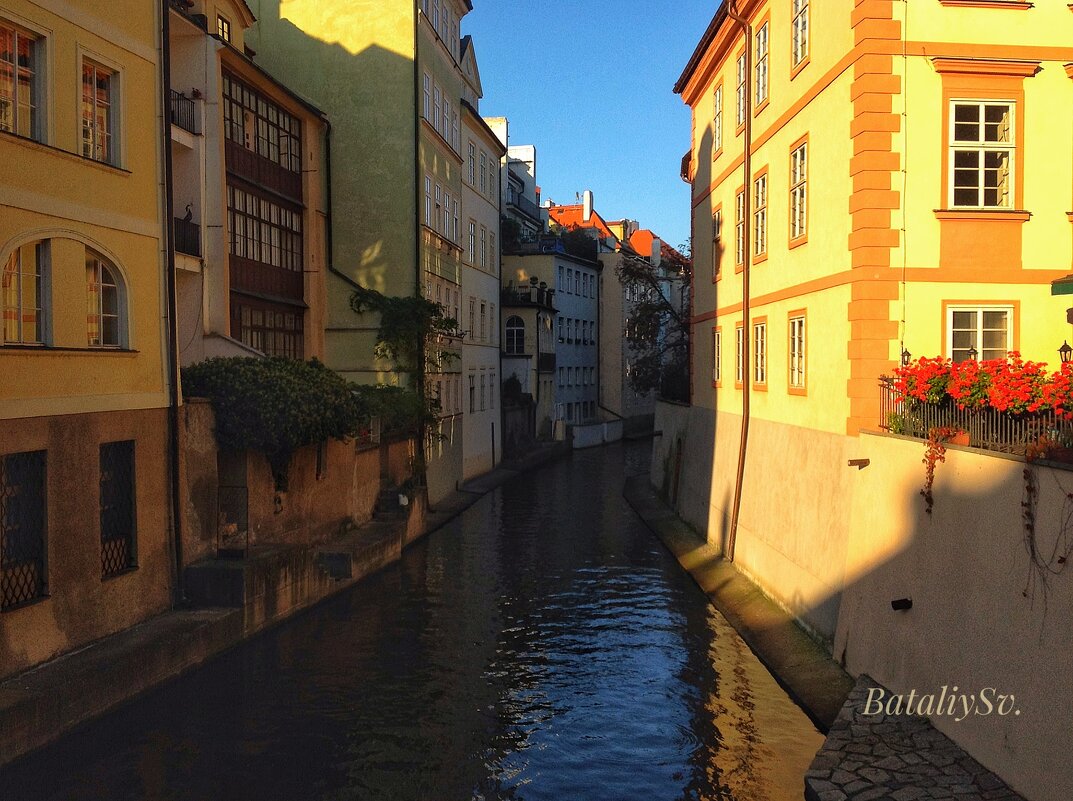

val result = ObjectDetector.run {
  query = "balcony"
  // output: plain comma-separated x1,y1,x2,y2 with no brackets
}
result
173,217,201,257
170,90,198,135
502,283,556,311
507,191,542,223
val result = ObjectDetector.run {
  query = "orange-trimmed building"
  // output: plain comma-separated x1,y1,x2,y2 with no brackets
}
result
665,3,1073,797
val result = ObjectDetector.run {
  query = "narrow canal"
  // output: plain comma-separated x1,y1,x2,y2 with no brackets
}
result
2,440,822,801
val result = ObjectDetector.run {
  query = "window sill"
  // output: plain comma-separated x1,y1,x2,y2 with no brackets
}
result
1,345,139,355
754,252,769,264
934,209,1030,221
789,234,808,250
752,382,768,392
102,565,139,582
754,98,770,117
1,593,50,614
938,0,1032,8
789,385,807,397
790,55,811,81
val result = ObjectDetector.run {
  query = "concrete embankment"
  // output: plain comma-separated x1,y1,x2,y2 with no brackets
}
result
0,442,569,768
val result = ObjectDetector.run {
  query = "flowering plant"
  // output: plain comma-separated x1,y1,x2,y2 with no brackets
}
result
946,358,992,411
985,353,1047,415
1038,362,1073,419
893,356,952,404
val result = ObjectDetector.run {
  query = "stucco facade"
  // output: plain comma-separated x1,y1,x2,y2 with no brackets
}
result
0,1,173,678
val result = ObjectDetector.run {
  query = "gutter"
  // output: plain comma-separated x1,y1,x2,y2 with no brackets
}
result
160,0,185,602
726,0,752,563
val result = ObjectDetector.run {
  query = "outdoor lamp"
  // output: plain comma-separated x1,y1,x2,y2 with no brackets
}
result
900,349,911,366
967,346,978,361
1060,341,1073,364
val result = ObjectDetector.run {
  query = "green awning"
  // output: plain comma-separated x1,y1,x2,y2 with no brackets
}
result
1052,275,1073,296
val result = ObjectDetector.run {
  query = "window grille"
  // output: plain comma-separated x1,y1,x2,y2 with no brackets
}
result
100,440,136,578
1,450,47,610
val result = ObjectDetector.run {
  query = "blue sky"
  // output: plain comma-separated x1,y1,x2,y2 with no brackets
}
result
463,1,717,253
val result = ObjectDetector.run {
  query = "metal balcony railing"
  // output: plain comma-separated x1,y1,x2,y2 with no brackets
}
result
508,191,542,222
878,376,1070,455
173,217,201,257
170,90,197,135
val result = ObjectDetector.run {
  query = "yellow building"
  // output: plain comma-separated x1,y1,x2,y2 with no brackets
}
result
241,0,470,502
0,1,174,678
672,1,1073,637
168,0,329,365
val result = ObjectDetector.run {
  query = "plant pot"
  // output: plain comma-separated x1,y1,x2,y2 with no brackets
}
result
949,431,970,447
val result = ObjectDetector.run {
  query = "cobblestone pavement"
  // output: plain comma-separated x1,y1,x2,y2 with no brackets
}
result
804,676,1025,801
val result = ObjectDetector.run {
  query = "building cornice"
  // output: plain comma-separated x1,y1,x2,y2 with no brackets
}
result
930,57,1042,77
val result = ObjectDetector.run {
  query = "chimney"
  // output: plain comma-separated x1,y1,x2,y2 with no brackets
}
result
582,190,593,222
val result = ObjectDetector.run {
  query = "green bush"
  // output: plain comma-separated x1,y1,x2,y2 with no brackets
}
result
182,357,362,479
351,384,425,437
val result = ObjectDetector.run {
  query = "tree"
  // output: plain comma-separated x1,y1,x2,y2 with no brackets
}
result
617,241,692,401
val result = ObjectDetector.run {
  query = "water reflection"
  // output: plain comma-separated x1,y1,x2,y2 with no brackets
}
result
1,441,821,800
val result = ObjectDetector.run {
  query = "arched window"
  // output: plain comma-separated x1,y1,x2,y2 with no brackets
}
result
2,240,47,345
86,249,124,348
505,315,525,355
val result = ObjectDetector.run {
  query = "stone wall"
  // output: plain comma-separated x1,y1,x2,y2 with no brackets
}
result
0,408,173,681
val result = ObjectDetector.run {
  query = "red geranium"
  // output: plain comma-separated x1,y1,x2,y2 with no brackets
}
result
985,353,1047,415
894,356,953,404
1037,362,1073,419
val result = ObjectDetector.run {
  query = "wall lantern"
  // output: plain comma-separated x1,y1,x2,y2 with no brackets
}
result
967,346,979,361
900,349,912,366
1060,341,1073,364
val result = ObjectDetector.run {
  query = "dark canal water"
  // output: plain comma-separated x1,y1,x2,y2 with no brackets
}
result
1,440,821,801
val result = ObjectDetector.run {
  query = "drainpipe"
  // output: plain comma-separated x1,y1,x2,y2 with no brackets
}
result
726,0,752,563
160,0,184,602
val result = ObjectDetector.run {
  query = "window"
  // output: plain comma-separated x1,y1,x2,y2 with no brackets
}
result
792,0,809,68
566,269,573,293
2,241,47,345
234,301,304,359
217,15,232,43
558,266,564,289
100,440,136,578
468,141,476,184
479,226,487,267
755,23,769,107
435,184,442,232
433,85,441,135
789,315,806,389
454,202,460,243
790,142,808,241
490,371,496,409
735,189,745,266
468,297,475,336
950,101,1014,208
480,373,486,411
222,74,302,173
735,324,744,386
753,321,767,385
480,302,486,341
82,60,116,164
86,250,123,348
558,366,564,387
0,21,43,140
490,305,495,344
712,208,723,276
469,374,475,413
735,52,747,127
557,317,564,342
443,191,451,237
0,449,47,610
227,185,303,271
479,152,487,193
753,173,768,257
712,84,723,154
423,73,431,120
574,271,580,294
432,0,439,29
442,97,451,143
712,328,721,384
947,305,1011,362
425,176,433,224
489,233,496,268
505,315,524,354
468,221,476,263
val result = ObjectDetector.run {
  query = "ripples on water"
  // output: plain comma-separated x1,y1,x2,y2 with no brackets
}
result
1,440,821,801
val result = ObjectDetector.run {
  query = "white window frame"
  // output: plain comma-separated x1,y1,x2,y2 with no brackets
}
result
86,249,126,348
735,190,745,266
0,17,46,142
753,321,767,385
948,99,1015,210
946,305,1013,363
2,240,49,345
755,22,769,106
790,143,808,241
789,315,806,389
792,0,809,68
735,324,744,385
216,14,232,43
735,52,747,127
423,73,431,120
712,84,723,154
753,174,767,256
80,53,120,166
712,328,721,384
